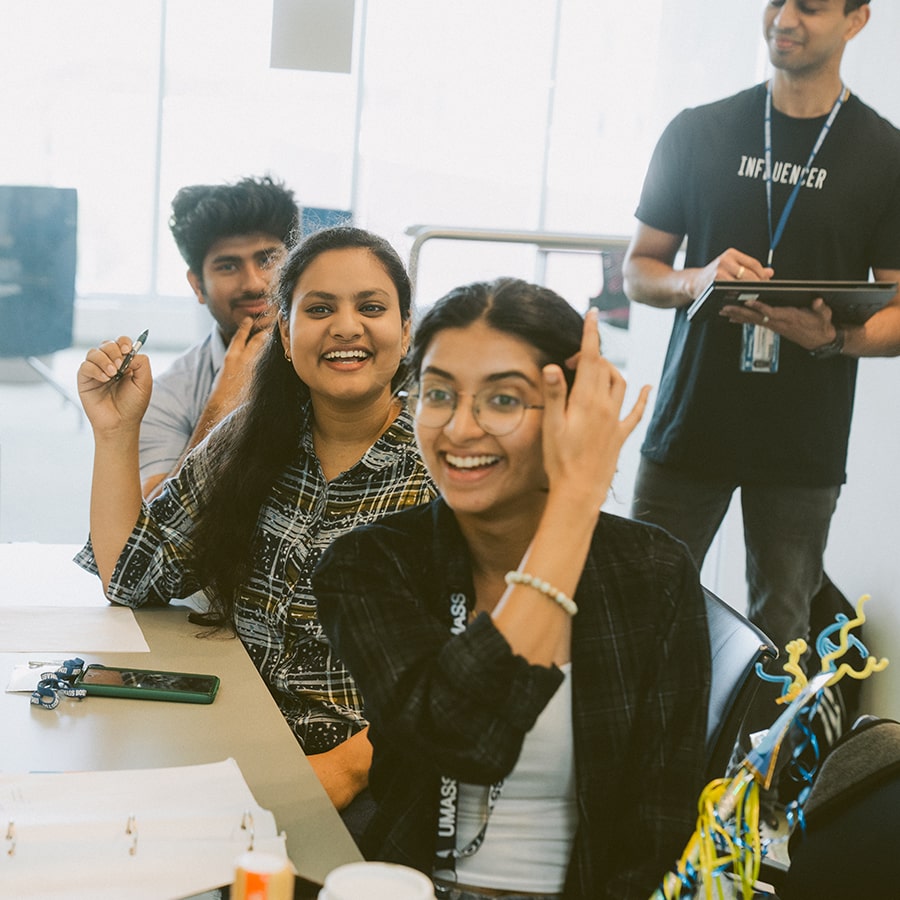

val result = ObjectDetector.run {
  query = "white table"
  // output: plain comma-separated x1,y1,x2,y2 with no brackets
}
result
0,543,362,886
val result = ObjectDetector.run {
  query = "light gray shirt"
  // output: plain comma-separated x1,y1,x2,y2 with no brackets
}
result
138,324,226,481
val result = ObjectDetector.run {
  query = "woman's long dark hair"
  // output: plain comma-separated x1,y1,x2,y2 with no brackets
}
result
191,226,412,621
410,277,583,389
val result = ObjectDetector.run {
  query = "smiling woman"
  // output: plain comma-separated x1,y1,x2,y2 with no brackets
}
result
279,245,411,469
411,318,552,523
314,278,713,899
73,226,436,839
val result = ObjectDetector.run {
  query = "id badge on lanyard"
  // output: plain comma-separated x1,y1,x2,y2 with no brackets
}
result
740,324,779,373
744,81,846,376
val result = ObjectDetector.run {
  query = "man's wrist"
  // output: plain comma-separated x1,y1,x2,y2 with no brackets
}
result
809,327,845,359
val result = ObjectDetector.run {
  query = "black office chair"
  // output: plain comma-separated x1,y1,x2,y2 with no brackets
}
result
0,185,80,416
703,586,778,781
778,716,900,899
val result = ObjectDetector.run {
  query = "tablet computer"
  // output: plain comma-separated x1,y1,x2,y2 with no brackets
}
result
687,279,897,325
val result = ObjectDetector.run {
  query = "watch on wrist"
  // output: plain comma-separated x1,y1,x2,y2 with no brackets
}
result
809,327,845,360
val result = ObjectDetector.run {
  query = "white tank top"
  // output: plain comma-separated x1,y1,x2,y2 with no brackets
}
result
455,663,576,892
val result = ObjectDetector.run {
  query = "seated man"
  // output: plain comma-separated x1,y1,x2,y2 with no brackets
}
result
140,175,300,498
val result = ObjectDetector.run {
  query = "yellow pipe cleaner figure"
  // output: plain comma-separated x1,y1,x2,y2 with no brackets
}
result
776,594,888,705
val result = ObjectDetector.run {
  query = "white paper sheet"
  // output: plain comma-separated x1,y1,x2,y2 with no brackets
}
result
0,606,149,652
0,543,106,608
0,758,288,900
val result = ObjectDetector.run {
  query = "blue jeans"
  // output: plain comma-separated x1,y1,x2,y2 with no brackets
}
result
631,457,841,654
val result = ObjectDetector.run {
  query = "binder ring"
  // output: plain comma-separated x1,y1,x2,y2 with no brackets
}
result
241,810,255,852
126,814,138,856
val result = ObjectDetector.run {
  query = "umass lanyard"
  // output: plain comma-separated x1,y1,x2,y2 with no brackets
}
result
432,591,504,883
764,80,847,266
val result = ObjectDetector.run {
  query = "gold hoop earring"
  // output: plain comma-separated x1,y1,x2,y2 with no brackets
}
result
284,350,292,362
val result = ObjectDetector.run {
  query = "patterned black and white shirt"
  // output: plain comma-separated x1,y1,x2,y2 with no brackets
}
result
75,404,435,754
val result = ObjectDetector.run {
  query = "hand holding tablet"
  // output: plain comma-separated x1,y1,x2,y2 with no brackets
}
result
687,279,897,325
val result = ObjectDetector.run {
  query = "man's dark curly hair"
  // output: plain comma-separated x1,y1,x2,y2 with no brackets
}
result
168,175,300,274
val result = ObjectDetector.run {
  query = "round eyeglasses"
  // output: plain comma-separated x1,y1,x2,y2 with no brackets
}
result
410,383,544,436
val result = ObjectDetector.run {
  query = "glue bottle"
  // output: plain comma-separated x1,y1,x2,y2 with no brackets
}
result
231,850,294,900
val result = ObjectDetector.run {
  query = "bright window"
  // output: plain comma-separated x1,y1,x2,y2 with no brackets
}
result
0,0,767,327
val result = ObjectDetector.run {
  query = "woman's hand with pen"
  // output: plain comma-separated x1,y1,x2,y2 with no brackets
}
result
77,333,152,434
77,332,153,589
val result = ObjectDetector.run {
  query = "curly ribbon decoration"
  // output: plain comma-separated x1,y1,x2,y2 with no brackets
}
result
657,773,761,900
651,674,833,900
652,595,890,900
778,694,821,836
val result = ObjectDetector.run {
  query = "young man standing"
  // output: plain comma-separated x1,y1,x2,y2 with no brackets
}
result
140,175,300,498
623,1,900,681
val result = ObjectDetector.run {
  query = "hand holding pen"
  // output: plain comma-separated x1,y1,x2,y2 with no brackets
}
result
112,329,149,382
77,330,153,431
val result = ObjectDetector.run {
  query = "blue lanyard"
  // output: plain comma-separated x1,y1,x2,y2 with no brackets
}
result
764,80,847,266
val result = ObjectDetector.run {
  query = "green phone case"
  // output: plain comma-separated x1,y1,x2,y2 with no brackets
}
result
74,664,220,704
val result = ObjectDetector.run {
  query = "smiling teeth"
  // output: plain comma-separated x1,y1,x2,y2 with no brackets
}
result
445,454,500,469
325,350,369,360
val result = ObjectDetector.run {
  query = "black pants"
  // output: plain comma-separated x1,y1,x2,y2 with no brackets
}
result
338,787,377,848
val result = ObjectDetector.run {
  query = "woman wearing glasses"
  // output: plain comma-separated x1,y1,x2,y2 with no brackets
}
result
314,278,711,899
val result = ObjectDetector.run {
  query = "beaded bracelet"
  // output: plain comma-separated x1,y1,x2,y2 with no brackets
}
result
504,571,578,617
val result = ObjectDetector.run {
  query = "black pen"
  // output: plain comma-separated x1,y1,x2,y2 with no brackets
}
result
112,329,149,382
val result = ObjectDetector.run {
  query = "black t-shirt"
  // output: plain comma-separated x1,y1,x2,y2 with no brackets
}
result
635,83,900,486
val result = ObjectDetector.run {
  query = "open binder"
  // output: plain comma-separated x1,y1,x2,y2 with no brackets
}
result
0,758,289,900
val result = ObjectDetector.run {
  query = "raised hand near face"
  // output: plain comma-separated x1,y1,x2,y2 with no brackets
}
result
540,309,651,512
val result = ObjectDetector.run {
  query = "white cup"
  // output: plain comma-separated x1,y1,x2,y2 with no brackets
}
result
318,861,435,900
